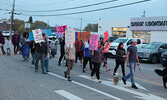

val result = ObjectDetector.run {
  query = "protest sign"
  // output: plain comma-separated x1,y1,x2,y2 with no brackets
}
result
78,32,90,41
89,34,99,50
29,32,34,40
104,31,109,40
56,32,63,38
65,28,75,48
56,25,67,33
41,29,52,36
32,29,44,43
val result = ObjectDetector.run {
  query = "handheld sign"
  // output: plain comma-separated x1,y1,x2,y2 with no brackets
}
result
89,34,99,50
104,31,109,40
65,28,75,48
56,25,67,33
32,29,44,43
78,32,91,41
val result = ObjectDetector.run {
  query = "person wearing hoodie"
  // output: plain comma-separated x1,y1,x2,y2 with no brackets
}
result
0,31,6,55
12,31,20,55
64,43,76,81
82,41,92,73
90,41,103,83
113,43,126,77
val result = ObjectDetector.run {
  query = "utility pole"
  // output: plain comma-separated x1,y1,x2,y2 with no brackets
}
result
10,0,15,39
79,18,82,32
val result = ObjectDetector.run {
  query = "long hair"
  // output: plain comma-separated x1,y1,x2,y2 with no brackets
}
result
118,43,123,50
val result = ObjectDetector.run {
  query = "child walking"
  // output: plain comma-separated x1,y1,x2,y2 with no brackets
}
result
6,36,12,55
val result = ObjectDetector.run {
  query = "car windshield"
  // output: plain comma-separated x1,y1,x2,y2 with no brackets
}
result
113,38,127,43
143,43,160,49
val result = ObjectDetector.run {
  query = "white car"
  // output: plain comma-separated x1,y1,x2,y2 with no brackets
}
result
2,31,14,37
48,33,59,43
108,38,143,56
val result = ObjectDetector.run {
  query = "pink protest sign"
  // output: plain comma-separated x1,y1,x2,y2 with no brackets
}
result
89,34,99,50
56,25,67,33
104,31,109,40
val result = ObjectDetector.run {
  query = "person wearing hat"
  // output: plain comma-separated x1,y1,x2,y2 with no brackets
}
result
122,39,140,89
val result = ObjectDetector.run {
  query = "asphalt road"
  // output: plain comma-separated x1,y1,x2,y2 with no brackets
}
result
0,49,167,100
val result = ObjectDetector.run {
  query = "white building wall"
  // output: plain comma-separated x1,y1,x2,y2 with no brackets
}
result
98,19,131,37
151,31,167,43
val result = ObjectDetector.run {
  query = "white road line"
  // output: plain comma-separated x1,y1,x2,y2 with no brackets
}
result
48,72,122,100
79,75,166,100
55,90,84,100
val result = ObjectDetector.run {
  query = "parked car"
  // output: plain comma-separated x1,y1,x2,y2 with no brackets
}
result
109,37,118,42
48,33,59,43
2,31,14,37
138,42,167,63
108,38,143,56
160,51,167,67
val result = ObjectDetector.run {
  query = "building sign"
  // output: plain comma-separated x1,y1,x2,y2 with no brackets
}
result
130,16,167,31
25,23,30,29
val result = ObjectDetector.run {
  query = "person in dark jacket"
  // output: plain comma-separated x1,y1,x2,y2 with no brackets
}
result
58,36,65,66
12,31,20,55
90,41,103,83
35,33,48,74
113,43,126,77
0,31,6,55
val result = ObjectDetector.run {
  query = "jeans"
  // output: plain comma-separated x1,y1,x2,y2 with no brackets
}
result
13,43,19,54
123,62,136,85
31,54,35,65
45,59,49,71
35,52,46,73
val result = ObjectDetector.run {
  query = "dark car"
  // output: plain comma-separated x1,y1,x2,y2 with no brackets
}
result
161,51,167,67
138,42,167,63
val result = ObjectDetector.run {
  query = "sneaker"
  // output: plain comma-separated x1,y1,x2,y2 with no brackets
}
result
64,72,67,78
42,71,47,74
32,65,35,68
132,85,138,89
122,77,126,84
82,69,85,73
46,70,50,72
68,77,72,81
113,73,116,76
97,80,102,83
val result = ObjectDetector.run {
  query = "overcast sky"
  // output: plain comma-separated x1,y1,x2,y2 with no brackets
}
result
0,0,167,29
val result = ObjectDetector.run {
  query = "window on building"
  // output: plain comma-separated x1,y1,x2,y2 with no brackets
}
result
132,31,151,43
112,27,127,37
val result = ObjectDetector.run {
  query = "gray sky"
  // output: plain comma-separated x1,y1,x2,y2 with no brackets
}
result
0,0,167,29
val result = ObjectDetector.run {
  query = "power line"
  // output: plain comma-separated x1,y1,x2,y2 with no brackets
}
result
16,0,119,12
21,0,151,16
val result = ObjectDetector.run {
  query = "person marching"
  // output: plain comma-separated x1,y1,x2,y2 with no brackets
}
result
50,37,57,58
82,41,92,73
58,36,65,66
90,41,103,83
74,39,84,67
64,43,76,81
122,39,140,89
12,31,20,55
35,33,48,74
20,32,30,63
113,43,126,77
0,31,6,55
5,36,12,55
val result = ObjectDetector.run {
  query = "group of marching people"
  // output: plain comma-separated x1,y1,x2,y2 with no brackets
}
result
0,30,140,89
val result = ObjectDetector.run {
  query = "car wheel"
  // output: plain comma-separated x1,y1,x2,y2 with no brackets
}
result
151,55,158,64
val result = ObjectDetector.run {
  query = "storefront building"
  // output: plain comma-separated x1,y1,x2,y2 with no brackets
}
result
98,16,167,43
